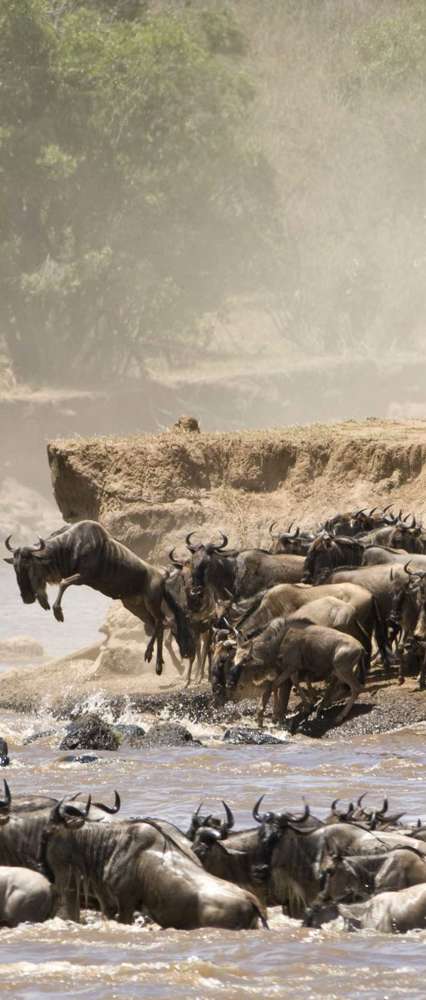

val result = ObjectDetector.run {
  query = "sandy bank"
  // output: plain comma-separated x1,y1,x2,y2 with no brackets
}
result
48,419,426,560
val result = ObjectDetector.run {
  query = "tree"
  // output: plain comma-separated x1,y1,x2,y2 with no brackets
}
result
0,0,279,385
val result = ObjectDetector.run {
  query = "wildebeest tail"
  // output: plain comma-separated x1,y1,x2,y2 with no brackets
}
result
164,583,196,661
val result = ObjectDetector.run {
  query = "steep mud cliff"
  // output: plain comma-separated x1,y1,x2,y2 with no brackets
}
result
48,419,426,561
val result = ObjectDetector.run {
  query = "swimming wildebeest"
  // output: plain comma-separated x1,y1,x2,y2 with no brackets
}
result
0,867,55,926
4,520,195,675
42,799,268,928
338,883,426,933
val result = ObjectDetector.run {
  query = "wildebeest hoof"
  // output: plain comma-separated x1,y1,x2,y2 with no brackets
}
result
144,649,153,663
155,661,163,676
53,606,64,622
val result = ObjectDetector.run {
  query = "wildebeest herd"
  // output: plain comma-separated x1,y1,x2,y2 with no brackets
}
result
5,503,426,730
3,505,426,936
1,781,426,934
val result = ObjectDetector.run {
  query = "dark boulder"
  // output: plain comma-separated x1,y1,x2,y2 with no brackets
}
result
59,714,120,752
134,722,201,748
223,727,286,746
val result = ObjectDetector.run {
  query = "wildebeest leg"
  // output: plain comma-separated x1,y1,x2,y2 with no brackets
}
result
164,630,184,673
52,573,83,622
199,629,212,682
185,652,196,687
333,652,364,723
257,683,273,727
155,621,164,676
272,679,292,723
56,866,81,922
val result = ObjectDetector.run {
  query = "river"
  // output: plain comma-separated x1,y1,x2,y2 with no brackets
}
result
1,574,426,998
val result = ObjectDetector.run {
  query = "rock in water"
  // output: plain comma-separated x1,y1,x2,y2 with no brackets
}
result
223,727,286,746
134,722,200,748
59,714,119,751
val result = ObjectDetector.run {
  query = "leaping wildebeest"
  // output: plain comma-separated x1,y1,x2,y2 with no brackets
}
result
4,520,195,675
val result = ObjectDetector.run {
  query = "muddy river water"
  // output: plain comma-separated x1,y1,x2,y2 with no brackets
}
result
1,574,426,998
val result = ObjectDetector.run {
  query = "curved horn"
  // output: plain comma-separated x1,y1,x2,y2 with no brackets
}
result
331,798,340,813
32,537,46,552
215,532,228,551
4,535,14,554
357,793,367,808
269,521,278,536
292,801,310,822
169,548,184,568
84,794,92,817
0,779,11,810
186,531,199,552
368,507,378,516
194,801,203,817
383,504,394,514
253,795,266,823
93,790,120,815
404,561,418,577
287,521,294,533
379,796,388,815
222,801,235,830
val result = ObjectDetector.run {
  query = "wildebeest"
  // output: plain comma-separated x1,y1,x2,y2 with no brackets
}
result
185,801,235,841
321,506,399,537
184,532,305,607
302,534,365,583
268,523,314,556
329,565,420,656
43,800,268,928
338,883,426,933
228,617,367,727
252,801,426,917
0,867,55,926
321,847,426,902
357,519,424,553
362,547,426,569
398,635,426,687
5,520,195,675
234,580,385,662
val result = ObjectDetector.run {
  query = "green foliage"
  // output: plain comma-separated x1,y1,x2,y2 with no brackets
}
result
0,0,277,385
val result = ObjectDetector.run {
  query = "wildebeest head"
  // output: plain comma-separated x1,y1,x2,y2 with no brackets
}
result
185,531,234,608
4,535,51,609
48,794,92,830
317,850,370,904
303,533,363,583
398,634,426,686
269,522,311,556
186,800,235,841
390,562,426,647
211,630,237,704
251,796,312,876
